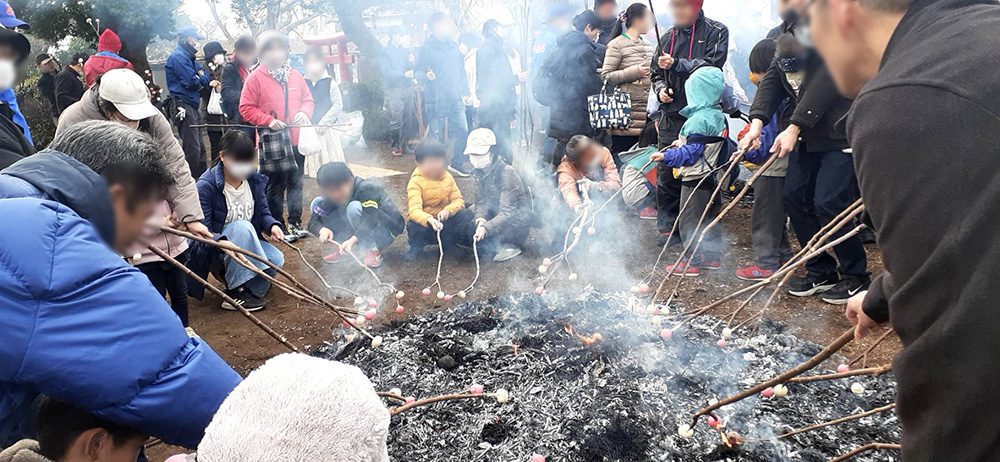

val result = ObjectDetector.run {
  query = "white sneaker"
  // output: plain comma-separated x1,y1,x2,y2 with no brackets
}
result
493,247,522,262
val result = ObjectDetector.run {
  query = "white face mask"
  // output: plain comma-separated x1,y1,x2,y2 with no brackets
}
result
213,54,226,65
305,61,325,75
224,161,256,180
0,60,16,92
470,153,492,170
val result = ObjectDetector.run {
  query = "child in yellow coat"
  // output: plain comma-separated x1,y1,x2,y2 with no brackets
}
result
404,140,476,260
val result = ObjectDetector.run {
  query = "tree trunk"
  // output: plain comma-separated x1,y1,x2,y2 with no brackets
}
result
119,38,152,80
333,0,382,76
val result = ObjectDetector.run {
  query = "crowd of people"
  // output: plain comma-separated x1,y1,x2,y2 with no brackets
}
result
0,0,998,458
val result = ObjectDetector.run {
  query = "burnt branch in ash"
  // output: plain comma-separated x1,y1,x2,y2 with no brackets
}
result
689,328,856,427
747,403,897,442
147,245,301,352
828,442,902,461
388,392,498,416
786,364,893,384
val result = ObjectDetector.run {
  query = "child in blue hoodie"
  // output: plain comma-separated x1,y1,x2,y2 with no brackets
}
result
650,66,727,277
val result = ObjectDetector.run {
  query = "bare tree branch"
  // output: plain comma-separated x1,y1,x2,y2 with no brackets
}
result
203,0,234,41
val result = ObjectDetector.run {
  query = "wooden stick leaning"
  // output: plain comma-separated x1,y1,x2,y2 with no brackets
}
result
786,364,893,384
664,152,779,306
689,328,855,427
641,158,736,289
158,227,369,336
848,328,895,368
146,245,300,352
828,443,902,462
653,151,746,302
666,226,866,333
746,403,897,443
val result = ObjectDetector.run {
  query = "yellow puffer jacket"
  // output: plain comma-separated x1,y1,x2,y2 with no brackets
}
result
406,169,465,227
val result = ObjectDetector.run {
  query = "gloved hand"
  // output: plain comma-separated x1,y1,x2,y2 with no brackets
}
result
176,107,187,121
294,112,310,126
577,178,597,193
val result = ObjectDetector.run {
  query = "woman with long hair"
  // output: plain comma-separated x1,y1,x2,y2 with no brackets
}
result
601,3,655,167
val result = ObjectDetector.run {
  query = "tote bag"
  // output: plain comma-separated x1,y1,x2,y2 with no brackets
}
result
588,80,632,131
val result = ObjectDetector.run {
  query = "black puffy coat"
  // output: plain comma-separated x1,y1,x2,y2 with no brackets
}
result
534,30,603,140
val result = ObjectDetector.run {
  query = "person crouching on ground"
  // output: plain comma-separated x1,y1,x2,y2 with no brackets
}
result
650,66,727,277
733,38,794,281
465,128,531,262
308,162,405,268
556,134,622,214
0,397,147,462
187,130,285,312
405,140,476,261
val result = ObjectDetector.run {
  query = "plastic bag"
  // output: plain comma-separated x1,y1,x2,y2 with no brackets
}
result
207,90,223,115
297,126,322,157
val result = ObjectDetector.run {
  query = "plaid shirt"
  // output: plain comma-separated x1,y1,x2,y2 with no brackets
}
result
257,127,297,174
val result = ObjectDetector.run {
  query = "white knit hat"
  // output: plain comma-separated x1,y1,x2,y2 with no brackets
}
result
197,354,390,462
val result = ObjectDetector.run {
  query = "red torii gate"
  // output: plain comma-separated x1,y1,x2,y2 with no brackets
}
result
303,33,354,83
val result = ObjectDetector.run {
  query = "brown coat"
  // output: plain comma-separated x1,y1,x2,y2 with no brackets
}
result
601,34,654,136
57,87,204,224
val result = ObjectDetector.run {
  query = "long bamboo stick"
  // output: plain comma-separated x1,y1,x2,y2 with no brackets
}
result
786,364,892,384
747,403,897,443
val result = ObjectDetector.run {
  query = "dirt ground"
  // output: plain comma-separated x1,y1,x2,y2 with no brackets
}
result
147,140,899,459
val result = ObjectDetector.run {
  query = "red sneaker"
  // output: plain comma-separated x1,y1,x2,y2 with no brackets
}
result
323,250,347,264
638,206,658,220
735,265,775,281
391,149,403,157
364,250,383,268
665,262,700,277
701,259,722,271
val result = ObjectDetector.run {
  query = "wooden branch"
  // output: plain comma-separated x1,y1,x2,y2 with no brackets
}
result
848,328,895,367
665,152,779,305
689,328,855,427
146,245,300,352
748,403,896,442
653,152,745,301
829,443,902,462
786,364,893,383
389,392,496,416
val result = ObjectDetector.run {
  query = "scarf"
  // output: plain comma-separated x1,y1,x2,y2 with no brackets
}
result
268,63,291,84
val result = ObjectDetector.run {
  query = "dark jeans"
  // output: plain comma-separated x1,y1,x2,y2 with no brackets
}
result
407,208,476,249
752,175,794,268
309,197,402,251
478,106,514,164
540,136,564,173
783,148,867,276
678,176,723,263
207,129,223,165
264,149,305,227
429,99,469,168
656,116,685,233
177,100,206,179
138,250,190,326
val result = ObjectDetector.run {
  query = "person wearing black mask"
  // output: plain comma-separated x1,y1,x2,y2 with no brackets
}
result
476,18,528,165
739,23,869,306
595,0,619,46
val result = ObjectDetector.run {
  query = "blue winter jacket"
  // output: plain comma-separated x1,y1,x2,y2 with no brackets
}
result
743,99,790,165
0,89,31,144
187,163,281,299
165,43,211,107
0,151,241,448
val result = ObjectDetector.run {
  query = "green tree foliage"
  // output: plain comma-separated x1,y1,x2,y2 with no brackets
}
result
10,0,181,75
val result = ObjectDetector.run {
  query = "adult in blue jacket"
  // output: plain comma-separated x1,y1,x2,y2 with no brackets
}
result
0,121,241,449
166,26,214,179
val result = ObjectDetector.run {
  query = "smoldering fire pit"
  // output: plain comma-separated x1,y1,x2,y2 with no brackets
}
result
318,289,899,461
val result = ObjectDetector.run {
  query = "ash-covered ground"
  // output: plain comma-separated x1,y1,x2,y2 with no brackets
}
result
318,289,900,462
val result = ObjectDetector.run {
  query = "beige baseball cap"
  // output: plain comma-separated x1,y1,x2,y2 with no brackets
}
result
464,128,496,156
98,69,160,121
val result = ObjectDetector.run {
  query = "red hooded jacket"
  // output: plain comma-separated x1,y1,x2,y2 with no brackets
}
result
83,29,134,88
